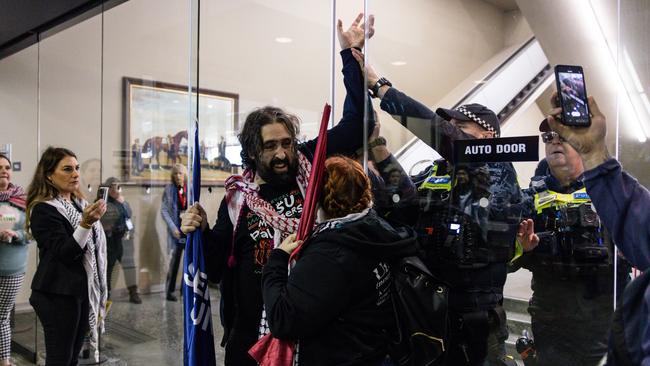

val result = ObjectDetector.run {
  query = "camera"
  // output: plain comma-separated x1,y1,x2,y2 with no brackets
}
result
554,64,591,127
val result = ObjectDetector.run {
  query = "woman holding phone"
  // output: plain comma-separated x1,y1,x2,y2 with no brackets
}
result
26,147,108,365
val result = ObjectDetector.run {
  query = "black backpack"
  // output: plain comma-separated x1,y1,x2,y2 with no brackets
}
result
389,255,449,366
609,270,650,365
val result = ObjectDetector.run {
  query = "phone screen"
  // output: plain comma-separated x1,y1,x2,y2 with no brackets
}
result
555,65,590,126
97,186,109,202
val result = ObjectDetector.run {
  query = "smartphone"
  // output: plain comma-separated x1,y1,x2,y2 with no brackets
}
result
554,64,591,127
97,185,109,202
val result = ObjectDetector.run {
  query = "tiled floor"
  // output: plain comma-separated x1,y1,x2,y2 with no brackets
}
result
6,270,541,366
11,290,225,366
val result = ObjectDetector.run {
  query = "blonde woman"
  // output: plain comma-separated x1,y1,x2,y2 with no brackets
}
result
161,163,187,301
26,147,107,365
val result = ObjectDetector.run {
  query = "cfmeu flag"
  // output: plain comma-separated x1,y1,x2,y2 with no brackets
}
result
183,121,217,366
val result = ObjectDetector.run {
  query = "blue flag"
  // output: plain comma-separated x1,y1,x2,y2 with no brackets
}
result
183,121,217,366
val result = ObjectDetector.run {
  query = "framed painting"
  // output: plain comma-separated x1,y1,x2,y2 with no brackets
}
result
123,77,239,185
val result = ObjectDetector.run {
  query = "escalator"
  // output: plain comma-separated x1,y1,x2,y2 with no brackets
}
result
394,37,552,175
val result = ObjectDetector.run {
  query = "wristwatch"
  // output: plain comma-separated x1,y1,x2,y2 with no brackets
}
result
368,136,387,149
370,77,392,98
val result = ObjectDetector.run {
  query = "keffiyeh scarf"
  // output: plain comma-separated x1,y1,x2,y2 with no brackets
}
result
45,197,107,354
224,151,312,267
0,183,26,209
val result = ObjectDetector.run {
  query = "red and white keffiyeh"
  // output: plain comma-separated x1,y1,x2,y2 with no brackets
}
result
223,151,311,267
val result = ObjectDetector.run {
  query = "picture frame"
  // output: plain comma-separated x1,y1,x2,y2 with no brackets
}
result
123,77,239,186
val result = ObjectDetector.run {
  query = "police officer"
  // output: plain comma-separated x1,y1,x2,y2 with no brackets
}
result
351,48,538,366
511,119,630,366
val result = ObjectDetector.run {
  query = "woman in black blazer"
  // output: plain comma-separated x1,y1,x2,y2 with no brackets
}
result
26,147,107,366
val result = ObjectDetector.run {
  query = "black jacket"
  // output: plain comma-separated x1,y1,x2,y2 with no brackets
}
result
262,209,416,366
30,202,88,298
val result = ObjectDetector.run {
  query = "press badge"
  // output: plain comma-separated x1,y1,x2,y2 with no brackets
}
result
125,218,134,231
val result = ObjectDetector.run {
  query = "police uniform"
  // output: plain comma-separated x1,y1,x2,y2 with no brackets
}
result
514,172,630,366
413,158,522,366
376,85,523,366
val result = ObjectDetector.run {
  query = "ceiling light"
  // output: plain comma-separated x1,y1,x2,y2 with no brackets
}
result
275,37,292,44
641,94,650,117
583,1,649,142
391,61,407,66
623,49,644,93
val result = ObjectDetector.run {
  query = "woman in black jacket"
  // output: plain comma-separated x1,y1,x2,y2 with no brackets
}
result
26,147,107,365
262,156,416,366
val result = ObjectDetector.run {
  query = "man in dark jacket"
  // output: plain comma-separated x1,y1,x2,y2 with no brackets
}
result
352,50,537,366
100,177,141,304
180,14,376,366
545,94,650,366
511,120,629,366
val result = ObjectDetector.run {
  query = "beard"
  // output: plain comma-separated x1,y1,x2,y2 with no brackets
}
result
257,156,298,187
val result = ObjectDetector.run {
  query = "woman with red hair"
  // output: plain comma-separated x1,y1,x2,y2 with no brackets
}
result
261,156,417,365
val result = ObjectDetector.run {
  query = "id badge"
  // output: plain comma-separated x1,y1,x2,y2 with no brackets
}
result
125,218,134,231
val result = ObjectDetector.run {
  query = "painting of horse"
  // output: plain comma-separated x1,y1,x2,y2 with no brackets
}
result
124,77,239,184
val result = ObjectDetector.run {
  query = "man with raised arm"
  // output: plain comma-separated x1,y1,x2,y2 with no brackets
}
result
180,14,376,366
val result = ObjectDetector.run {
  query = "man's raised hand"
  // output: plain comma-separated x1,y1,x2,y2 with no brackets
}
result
337,13,375,50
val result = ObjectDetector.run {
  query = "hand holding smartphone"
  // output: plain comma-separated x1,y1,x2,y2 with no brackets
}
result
554,64,591,127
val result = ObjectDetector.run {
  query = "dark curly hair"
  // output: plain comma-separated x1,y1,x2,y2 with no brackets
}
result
320,156,373,219
238,106,300,171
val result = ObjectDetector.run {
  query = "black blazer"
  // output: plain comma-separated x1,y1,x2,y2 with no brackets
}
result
30,202,88,298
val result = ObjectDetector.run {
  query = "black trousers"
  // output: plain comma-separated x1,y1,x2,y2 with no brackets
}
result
166,245,184,295
30,290,89,366
443,310,492,366
106,235,124,296
224,327,258,366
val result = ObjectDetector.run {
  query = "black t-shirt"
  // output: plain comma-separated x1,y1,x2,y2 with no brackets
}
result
232,182,304,332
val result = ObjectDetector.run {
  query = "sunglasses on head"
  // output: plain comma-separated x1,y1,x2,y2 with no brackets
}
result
541,131,565,144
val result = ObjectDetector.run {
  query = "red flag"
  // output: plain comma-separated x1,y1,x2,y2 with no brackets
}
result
294,103,331,247
249,103,331,366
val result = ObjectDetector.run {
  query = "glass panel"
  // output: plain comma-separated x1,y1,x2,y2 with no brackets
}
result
362,1,617,365
195,0,363,363
616,0,649,362
617,7,650,191
0,44,39,362
100,0,194,364
37,10,104,363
